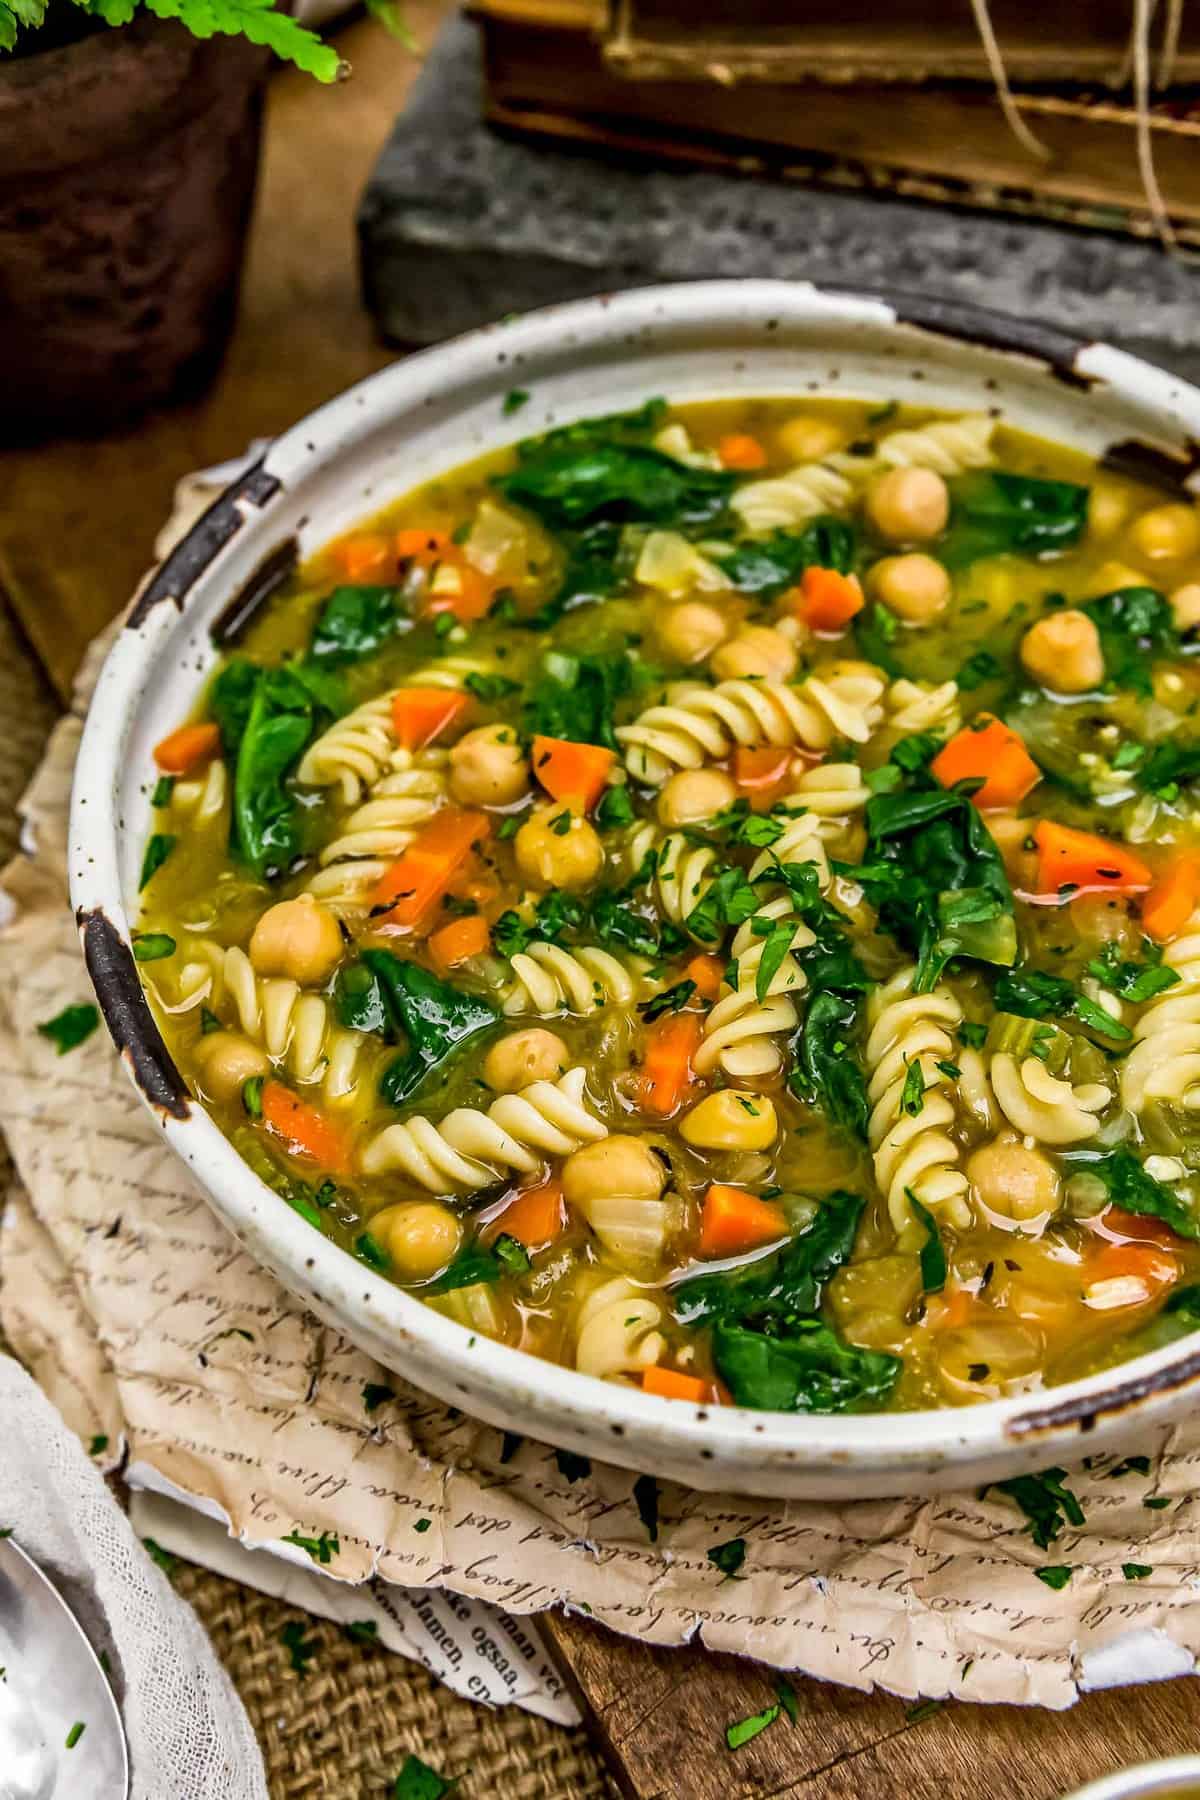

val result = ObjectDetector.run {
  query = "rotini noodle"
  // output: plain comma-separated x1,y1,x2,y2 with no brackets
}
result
1122,908,1200,1111
360,1066,607,1191
617,664,885,785
171,758,227,824
866,968,972,1241
159,941,365,1101
296,659,487,803
305,758,449,912
876,413,995,475
731,460,858,533
694,897,813,1081
501,942,655,1016
885,678,962,738
572,1276,666,1380
990,1054,1109,1146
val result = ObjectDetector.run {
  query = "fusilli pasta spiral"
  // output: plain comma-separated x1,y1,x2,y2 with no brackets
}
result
501,942,655,1016
617,665,885,786
782,762,871,839
171,758,227,824
1122,907,1200,1111
160,942,365,1100
360,1066,607,1191
866,968,971,1241
573,1276,666,1380
990,1053,1108,1146
296,658,487,803
876,413,996,475
731,461,858,533
885,678,962,738
694,896,813,1080
305,758,449,912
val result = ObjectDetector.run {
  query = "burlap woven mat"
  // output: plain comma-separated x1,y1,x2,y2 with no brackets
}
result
0,597,615,1800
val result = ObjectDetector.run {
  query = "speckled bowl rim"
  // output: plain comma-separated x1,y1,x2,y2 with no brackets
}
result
68,279,1200,1496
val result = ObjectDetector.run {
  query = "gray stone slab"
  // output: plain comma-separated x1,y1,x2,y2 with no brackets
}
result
359,13,1200,380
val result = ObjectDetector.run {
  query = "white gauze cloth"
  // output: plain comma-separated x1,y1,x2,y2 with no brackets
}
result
0,1354,268,1800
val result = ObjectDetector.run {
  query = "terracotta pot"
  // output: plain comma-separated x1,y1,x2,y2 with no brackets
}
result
0,14,267,443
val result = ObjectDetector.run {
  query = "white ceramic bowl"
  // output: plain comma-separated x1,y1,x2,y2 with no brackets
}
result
69,279,1200,1499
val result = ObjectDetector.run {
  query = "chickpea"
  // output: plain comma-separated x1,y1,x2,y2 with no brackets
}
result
967,1134,1060,1222
656,601,730,666
1086,559,1145,597
657,767,738,827
514,806,603,891
194,1032,270,1103
483,1027,568,1093
1087,481,1132,540
680,1090,778,1151
1019,609,1104,695
371,1201,462,1281
449,723,530,807
775,414,844,464
1171,583,1200,632
1130,502,1200,563
710,625,798,683
248,894,343,987
865,466,949,543
562,1135,667,1209
868,553,951,623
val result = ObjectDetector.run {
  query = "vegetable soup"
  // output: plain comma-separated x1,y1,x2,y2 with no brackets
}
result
135,394,1200,1415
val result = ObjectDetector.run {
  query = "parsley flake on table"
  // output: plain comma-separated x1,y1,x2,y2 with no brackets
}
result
393,1752,459,1799
282,1529,339,1565
725,1701,780,1750
707,1537,747,1579
36,1003,99,1055
281,1620,319,1675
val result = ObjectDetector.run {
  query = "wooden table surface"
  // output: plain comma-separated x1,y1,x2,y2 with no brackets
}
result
4,11,1199,1793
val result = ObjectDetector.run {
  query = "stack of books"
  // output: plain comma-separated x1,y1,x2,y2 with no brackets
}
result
471,0,1200,242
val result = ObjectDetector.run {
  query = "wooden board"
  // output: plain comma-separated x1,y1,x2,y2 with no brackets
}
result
544,1609,1200,1800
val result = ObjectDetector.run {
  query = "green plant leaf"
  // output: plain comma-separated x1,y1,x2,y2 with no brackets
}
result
362,0,418,48
144,0,343,80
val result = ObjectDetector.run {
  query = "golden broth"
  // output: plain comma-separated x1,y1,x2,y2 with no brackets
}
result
134,395,1200,1415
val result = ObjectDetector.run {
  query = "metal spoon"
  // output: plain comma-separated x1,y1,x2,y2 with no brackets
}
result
0,1537,128,1799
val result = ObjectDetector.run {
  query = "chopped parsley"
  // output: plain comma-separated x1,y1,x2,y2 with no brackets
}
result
392,1752,459,1799
139,832,177,889
725,1701,781,1750
984,1467,1085,1549
1035,1565,1073,1590
36,1003,99,1055
282,1528,340,1565
707,1537,747,1579
639,980,697,1021
65,1721,86,1750
281,1620,319,1674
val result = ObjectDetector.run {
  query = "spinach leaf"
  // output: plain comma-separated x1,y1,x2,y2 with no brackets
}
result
424,1233,530,1294
523,648,632,750
711,1320,900,1414
1083,586,1176,696
858,784,1015,989
36,1003,99,1055
717,517,855,598
497,443,733,530
230,666,323,879
590,887,682,960
1086,942,1179,1003
209,658,260,759
994,967,1131,1041
676,1190,865,1329
524,396,668,455
941,471,1090,568
853,602,904,677
788,991,870,1141
1071,1148,1200,1241
310,586,404,665
340,951,500,1107
909,1194,946,1293
684,867,761,946
1136,738,1200,798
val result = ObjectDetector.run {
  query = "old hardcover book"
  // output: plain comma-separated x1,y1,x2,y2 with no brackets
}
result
472,0,1200,230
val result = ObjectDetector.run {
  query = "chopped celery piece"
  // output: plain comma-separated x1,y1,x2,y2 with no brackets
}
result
986,1012,1071,1074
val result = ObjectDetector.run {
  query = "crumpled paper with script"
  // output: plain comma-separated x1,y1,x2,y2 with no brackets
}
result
4,477,1200,1716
